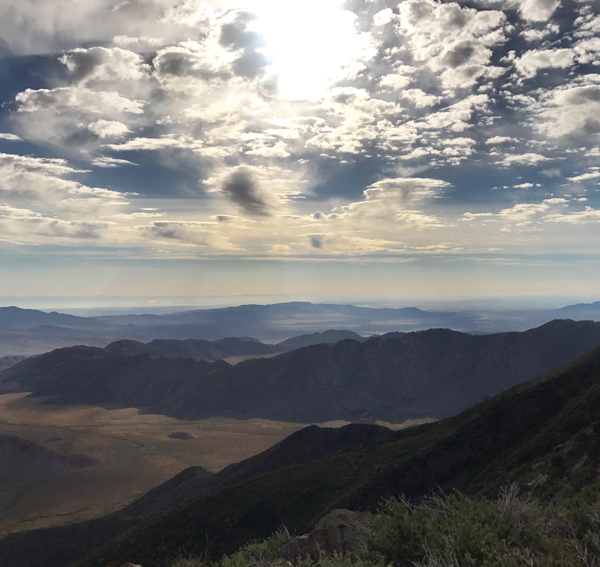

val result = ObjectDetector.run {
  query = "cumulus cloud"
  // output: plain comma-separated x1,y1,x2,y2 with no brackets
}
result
546,207,600,223
60,47,150,85
515,48,575,78
568,171,600,182
519,0,561,22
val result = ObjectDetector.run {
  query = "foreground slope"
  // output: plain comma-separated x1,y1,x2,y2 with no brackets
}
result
4,319,600,422
71,340,600,567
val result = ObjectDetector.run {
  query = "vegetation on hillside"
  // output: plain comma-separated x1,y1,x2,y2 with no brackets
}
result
172,484,600,567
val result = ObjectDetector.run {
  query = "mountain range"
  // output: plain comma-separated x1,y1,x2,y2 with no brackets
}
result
2,326,600,567
3,300,600,357
4,319,600,423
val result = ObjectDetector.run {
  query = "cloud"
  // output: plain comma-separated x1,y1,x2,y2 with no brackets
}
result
519,0,561,22
220,167,271,216
515,48,575,78
533,79,600,141
16,87,145,115
513,182,534,188
60,47,150,84
499,202,549,224
567,171,600,182
0,204,110,244
308,234,325,249
88,120,130,139
501,153,549,165
0,152,127,217
141,221,214,246
486,136,517,144
546,207,600,224
91,157,138,168
0,133,23,142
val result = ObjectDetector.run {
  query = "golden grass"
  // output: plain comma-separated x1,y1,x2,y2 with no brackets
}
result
0,393,432,535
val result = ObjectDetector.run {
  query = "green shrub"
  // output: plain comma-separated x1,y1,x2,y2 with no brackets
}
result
173,484,600,567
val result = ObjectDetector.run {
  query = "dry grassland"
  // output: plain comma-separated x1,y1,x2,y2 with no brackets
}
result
0,393,431,535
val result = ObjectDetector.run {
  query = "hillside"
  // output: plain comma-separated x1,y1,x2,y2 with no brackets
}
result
104,337,280,361
277,330,365,350
0,435,97,483
69,339,600,567
3,337,600,567
4,319,600,423
0,425,405,567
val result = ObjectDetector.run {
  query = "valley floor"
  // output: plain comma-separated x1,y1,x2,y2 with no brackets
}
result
0,393,303,534
0,393,429,535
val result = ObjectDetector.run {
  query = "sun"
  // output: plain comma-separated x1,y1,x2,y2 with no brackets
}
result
245,0,371,100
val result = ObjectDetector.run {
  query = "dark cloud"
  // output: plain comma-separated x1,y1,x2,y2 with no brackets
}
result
219,12,265,51
570,87,600,104
219,11,268,79
443,41,476,68
309,234,324,249
153,50,231,80
222,168,270,216
60,49,103,82
143,221,211,246
232,50,269,79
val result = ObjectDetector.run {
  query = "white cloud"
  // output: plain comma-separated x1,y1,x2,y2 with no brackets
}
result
519,0,561,22
546,207,600,223
515,48,576,78
88,120,130,139
91,157,138,168
486,136,517,144
567,171,600,182
60,47,150,85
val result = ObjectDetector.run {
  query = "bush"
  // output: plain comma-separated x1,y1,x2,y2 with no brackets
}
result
172,484,600,567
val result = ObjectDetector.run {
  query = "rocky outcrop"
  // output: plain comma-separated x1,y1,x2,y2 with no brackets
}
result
286,509,376,560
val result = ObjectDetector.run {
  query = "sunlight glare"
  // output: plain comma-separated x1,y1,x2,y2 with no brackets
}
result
247,0,370,100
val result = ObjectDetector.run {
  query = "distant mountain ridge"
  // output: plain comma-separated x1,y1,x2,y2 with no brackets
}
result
4,319,600,424
3,300,600,358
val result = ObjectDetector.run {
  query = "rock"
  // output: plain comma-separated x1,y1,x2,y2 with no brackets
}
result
285,509,375,561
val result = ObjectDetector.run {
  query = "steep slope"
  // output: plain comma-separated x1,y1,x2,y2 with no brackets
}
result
4,320,600,423
72,341,600,567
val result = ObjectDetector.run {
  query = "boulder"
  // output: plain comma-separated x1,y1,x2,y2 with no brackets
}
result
286,509,375,561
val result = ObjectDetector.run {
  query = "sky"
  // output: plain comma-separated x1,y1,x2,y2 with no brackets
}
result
0,0,599,303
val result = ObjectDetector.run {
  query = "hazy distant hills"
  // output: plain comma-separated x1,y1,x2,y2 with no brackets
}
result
5,330,600,567
3,300,600,357
5,319,600,423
